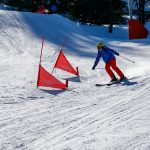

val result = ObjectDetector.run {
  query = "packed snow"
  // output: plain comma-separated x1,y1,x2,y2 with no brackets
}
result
0,9,150,150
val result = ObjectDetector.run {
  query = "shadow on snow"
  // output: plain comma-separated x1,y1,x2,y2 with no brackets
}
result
39,89,66,96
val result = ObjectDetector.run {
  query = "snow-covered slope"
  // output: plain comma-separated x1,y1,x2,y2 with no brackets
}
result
1,9,150,150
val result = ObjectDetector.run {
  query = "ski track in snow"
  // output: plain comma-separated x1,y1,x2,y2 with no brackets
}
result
0,10,150,150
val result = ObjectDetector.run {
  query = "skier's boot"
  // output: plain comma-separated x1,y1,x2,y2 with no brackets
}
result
109,76,118,83
119,76,127,82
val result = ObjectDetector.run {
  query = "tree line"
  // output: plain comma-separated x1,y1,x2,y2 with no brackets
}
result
1,0,149,28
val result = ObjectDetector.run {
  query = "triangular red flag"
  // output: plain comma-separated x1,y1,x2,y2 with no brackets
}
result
54,50,78,75
128,20,148,40
37,64,68,89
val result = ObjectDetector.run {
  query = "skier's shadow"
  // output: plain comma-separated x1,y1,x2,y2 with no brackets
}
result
40,89,66,96
121,79,138,86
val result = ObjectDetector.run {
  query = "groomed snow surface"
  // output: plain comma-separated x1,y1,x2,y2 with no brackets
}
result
0,9,150,150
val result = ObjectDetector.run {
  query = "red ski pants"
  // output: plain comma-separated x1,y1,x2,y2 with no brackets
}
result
105,58,124,78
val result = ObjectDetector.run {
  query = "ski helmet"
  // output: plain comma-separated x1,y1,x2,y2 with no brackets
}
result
96,42,105,49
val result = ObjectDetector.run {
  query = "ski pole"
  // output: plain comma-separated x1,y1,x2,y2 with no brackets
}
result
119,55,135,63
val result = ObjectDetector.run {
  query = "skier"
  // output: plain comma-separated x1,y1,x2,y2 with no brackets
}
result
92,42,126,83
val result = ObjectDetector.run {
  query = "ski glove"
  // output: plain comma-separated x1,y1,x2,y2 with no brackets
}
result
116,52,119,56
92,66,95,70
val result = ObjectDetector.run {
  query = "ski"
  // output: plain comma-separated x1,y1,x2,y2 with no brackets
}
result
95,81,119,86
95,77,129,87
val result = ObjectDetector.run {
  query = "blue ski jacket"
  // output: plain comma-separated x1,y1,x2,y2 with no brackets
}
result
93,47,119,68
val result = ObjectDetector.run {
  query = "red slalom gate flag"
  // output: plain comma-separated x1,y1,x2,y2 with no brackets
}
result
54,50,79,75
128,20,148,40
37,64,68,90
